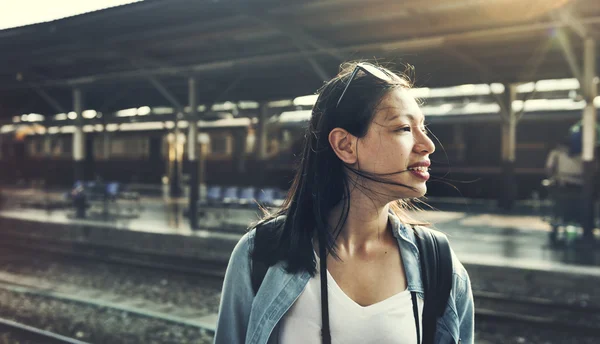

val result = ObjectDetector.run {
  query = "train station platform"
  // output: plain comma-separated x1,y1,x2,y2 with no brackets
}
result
0,185,600,274
1,186,600,268
0,189,600,268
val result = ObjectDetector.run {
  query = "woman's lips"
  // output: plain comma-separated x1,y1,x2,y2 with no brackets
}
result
409,169,430,181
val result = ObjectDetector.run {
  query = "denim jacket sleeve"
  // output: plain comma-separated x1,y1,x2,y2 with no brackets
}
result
452,251,475,344
214,231,255,344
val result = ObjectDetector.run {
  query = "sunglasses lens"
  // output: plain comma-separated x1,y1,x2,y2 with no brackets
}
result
359,64,392,82
336,63,395,108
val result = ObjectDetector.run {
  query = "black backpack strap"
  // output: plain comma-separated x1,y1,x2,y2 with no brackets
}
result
251,226,270,295
251,217,282,295
413,225,453,344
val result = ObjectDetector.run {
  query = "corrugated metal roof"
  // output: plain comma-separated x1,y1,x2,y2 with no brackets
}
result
0,0,599,119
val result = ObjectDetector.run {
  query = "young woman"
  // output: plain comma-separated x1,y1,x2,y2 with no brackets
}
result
214,62,474,344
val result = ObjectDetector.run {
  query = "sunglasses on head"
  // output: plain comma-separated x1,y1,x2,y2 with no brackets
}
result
336,63,396,109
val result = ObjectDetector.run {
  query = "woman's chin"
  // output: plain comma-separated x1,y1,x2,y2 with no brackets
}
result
394,184,427,200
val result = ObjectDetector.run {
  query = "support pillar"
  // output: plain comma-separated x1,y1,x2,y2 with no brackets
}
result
103,130,110,160
169,118,182,197
256,102,269,160
233,130,246,174
499,83,517,210
43,125,52,186
581,37,597,241
73,88,85,182
198,133,209,202
188,77,199,229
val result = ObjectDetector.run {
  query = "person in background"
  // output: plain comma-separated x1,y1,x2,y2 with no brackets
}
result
545,137,583,187
545,137,584,243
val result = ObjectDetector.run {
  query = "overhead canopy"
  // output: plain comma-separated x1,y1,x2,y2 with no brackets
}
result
1,0,599,120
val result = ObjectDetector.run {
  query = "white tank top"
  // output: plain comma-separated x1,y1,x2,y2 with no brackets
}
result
278,256,424,344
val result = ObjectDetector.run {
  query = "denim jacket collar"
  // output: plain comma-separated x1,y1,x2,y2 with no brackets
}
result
245,211,425,343
389,212,425,294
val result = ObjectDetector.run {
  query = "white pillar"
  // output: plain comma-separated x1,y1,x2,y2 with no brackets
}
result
72,88,85,182
501,84,517,163
169,114,182,197
499,83,517,210
73,89,84,161
582,38,597,163
188,77,199,229
581,37,597,240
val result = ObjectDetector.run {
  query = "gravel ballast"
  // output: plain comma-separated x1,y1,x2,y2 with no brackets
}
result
0,289,214,344
0,248,222,316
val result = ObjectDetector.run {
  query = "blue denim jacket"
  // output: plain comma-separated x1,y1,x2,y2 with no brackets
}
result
214,213,474,344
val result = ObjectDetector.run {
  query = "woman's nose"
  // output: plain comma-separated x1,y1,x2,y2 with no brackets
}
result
414,132,435,155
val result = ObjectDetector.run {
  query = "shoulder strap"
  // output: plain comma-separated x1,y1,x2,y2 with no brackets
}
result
251,217,281,295
251,229,269,295
413,226,453,344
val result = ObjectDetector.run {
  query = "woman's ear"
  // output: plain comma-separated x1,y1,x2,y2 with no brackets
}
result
329,128,357,164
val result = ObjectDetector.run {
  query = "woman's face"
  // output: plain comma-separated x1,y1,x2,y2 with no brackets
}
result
355,88,435,199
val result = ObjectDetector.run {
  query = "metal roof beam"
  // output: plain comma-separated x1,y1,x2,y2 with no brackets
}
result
146,75,183,112
128,57,184,111
556,28,584,84
444,47,509,118
445,47,499,83
557,9,588,38
201,73,246,114
511,39,554,121
303,52,331,81
244,11,346,61
30,85,67,114
290,39,331,81
271,0,510,16
517,38,553,83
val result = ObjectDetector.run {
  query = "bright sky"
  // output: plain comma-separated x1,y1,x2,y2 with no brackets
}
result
0,0,142,30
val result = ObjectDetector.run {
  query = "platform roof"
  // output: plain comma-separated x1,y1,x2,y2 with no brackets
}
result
1,0,599,120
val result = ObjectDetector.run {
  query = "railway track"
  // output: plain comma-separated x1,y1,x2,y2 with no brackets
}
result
474,290,600,336
0,235,223,342
0,271,219,334
0,317,90,344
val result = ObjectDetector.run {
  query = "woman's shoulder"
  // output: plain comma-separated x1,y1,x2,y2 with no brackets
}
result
252,214,287,230
412,225,469,281
227,230,255,269
234,215,286,246
230,215,287,262
250,214,286,255
431,228,471,298
414,225,472,317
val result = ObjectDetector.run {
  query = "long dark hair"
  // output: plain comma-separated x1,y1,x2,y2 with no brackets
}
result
252,61,428,274
252,61,431,344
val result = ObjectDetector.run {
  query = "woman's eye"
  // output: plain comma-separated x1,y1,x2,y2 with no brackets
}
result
395,126,429,134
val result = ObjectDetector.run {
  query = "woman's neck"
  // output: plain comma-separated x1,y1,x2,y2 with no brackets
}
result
327,194,393,256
